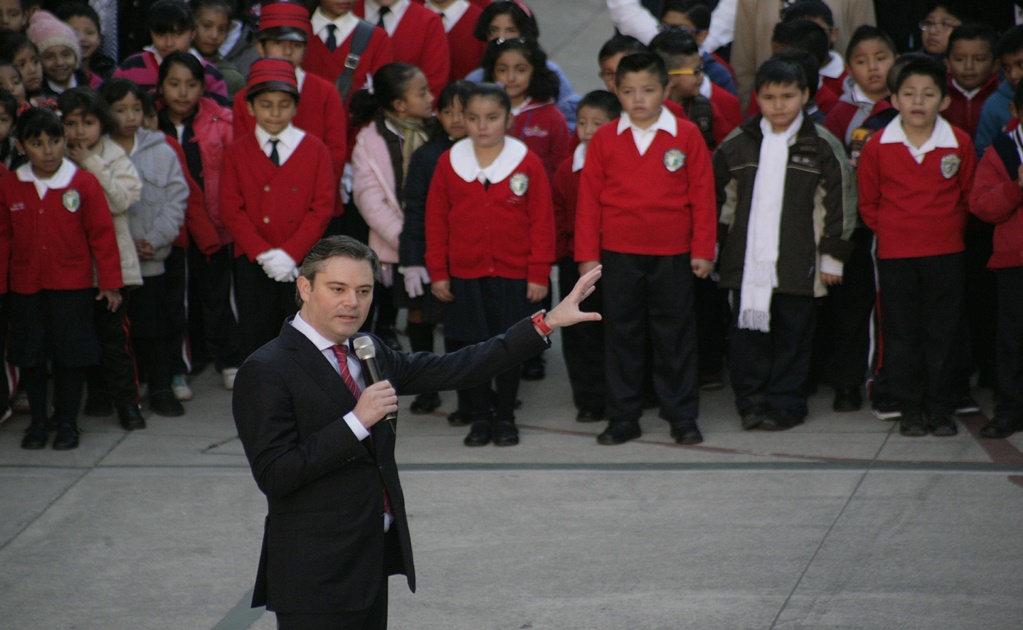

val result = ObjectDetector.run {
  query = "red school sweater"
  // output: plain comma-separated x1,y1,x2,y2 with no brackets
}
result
551,153,581,261
232,71,349,185
219,133,336,265
944,73,999,140
969,142,1023,269
0,166,122,294
574,115,717,262
710,82,743,131
354,1,450,101
512,100,571,184
302,23,393,102
858,120,976,260
425,142,555,286
443,4,486,83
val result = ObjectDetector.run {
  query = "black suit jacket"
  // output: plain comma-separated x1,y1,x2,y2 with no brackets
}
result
233,317,548,614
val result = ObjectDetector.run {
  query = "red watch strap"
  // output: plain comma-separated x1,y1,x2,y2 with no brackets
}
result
532,310,553,336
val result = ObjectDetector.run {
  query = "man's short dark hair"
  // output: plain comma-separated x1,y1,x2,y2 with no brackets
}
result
615,52,669,87
893,56,949,98
755,57,807,92
297,236,379,306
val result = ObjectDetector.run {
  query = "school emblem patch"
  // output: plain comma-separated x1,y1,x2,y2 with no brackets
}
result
510,173,529,196
940,154,961,179
664,149,685,172
62,189,81,212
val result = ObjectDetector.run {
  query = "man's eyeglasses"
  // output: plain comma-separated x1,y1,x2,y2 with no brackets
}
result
668,67,705,76
919,20,959,33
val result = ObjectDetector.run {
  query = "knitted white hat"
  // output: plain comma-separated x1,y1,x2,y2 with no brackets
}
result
27,11,82,69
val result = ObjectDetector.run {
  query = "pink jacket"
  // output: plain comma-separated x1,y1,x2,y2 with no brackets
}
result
191,97,234,245
352,123,403,264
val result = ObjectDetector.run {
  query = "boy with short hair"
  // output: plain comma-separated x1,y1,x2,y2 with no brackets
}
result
552,89,620,424
974,25,1023,158
781,0,848,99
112,0,229,105
0,107,124,450
858,56,976,437
943,24,999,139
650,30,733,148
220,59,336,359
824,25,897,148
969,80,1023,439
576,52,716,445
714,57,855,431
597,34,646,94
232,1,347,209
768,18,840,114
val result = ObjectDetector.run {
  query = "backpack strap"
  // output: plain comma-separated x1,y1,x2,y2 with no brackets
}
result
336,19,376,102
992,131,1022,181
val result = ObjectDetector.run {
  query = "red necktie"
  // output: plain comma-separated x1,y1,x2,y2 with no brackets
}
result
332,343,393,521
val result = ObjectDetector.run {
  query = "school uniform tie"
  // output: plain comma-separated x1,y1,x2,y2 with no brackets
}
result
332,343,394,523
267,138,280,167
377,6,390,29
325,24,338,52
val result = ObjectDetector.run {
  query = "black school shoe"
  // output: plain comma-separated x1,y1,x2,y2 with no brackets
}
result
410,392,441,415
492,421,519,446
597,421,641,445
899,413,928,437
740,405,769,431
929,414,958,437
575,410,603,423
669,419,703,445
21,422,49,449
117,404,146,431
52,422,80,450
463,419,492,446
760,409,805,432
979,415,1023,439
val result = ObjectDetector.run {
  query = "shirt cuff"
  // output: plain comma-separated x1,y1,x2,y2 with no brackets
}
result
820,254,844,277
343,411,370,441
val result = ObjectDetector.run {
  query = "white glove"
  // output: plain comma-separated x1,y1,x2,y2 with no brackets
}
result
402,266,430,298
258,248,297,283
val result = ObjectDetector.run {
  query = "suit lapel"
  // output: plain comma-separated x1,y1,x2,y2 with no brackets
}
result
279,323,358,412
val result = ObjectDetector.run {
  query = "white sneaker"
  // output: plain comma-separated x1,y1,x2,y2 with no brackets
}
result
222,368,239,390
171,375,193,401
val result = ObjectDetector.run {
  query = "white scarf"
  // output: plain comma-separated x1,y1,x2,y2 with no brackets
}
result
738,113,803,332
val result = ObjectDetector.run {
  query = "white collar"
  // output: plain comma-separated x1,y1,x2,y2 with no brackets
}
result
365,0,410,32
950,79,981,100
255,123,305,150
850,82,876,105
17,159,77,198
699,74,713,99
220,20,243,57
572,142,587,172
46,74,77,95
616,107,677,137
511,97,533,117
147,46,206,66
296,65,307,91
880,115,958,153
450,136,528,183
425,0,469,32
292,311,343,352
311,8,358,36
820,51,845,79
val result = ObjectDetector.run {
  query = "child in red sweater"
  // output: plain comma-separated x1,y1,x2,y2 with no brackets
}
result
421,0,486,83
0,108,123,450
576,53,716,446
944,25,999,139
303,0,393,104
221,59,336,359
552,90,619,423
482,37,571,184
969,81,1023,440
858,57,976,437
426,83,555,447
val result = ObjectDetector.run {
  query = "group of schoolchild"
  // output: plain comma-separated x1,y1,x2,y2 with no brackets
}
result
0,0,1021,454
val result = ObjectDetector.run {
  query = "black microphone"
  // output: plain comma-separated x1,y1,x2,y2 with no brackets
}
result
352,335,397,430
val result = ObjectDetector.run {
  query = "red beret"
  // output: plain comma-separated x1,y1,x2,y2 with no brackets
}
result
258,1,311,41
246,57,300,99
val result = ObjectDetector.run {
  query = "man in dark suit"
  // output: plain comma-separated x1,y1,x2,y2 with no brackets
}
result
233,236,601,629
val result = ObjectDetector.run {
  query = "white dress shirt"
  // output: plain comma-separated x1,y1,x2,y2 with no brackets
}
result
254,123,306,166
311,7,359,47
880,115,959,164
364,0,410,36
426,0,469,32
617,107,677,156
